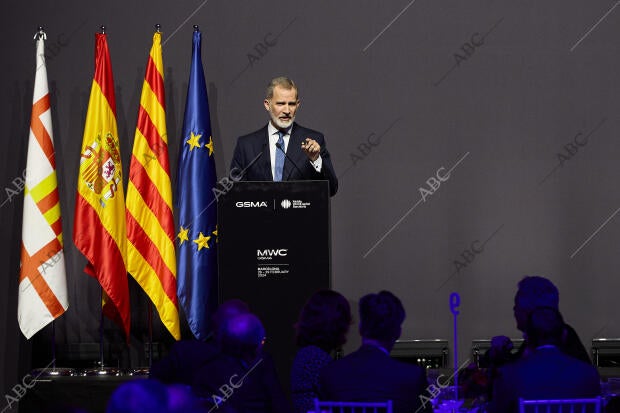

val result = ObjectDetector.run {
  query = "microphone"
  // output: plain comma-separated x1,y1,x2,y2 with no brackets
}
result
276,142,309,180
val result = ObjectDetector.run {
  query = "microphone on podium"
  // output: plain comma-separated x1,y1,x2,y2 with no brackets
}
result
276,142,309,180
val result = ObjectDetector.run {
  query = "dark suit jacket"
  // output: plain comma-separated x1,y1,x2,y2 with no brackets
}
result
490,346,601,413
231,123,338,196
318,345,431,413
515,323,591,364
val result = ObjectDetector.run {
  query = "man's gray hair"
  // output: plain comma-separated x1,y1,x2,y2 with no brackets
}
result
265,76,298,99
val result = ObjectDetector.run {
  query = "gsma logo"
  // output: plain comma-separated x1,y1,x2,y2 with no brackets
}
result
235,201,268,208
257,249,288,257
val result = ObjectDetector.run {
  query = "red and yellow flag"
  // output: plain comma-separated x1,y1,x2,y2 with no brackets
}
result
73,33,130,339
126,31,180,340
18,30,69,339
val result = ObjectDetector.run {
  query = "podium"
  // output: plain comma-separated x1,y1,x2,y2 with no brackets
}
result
218,180,332,391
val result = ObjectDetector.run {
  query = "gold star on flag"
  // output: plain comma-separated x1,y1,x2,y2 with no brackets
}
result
212,227,218,243
205,136,215,156
186,131,202,151
193,232,211,251
177,226,189,245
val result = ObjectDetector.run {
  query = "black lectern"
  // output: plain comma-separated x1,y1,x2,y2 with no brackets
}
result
218,180,331,391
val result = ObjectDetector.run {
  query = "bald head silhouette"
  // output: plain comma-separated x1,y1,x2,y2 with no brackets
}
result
218,313,266,363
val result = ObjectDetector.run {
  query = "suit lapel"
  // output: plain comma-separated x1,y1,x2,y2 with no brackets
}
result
256,127,272,180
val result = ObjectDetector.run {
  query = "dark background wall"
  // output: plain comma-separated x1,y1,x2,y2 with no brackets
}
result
2,0,620,400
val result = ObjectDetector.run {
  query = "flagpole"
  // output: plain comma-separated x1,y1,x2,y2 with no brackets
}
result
74,24,127,376
147,22,161,370
23,25,70,377
34,25,56,372
148,301,153,368
51,320,56,370
35,26,45,40
176,23,220,341
126,21,181,350
85,286,118,375
99,287,104,369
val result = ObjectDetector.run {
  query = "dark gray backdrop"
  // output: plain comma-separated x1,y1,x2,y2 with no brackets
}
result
2,0,619,399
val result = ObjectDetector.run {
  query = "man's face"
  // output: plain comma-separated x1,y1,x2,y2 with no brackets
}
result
513,292,529,332
264,85,299,130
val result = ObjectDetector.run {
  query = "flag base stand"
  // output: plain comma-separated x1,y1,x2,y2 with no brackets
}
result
82,290,123,377
30,322,77,377
31,367,76,377
81,366,121,377
126,367,150,376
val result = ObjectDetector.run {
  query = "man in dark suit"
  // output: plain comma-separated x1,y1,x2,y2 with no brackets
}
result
230,77,338,196
485,276,590,367
318,291,431,413
150,299,250,385
191,313,290,413
490,307,601,413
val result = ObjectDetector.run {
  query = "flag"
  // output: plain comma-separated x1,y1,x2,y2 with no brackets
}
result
18,30,69,339
73,32,130,339
176,29,218,340
126,31,180,340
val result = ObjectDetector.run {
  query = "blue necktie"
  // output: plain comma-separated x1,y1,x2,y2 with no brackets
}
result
274,131,285,181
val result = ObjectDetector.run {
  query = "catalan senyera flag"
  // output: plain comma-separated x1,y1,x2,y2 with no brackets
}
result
73,32,130,339
18,30,69,339
176,29,218,340
126,31,180,340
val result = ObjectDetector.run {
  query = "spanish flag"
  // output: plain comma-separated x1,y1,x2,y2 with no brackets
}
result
126,31,180,340
73,32,130,339
18,29,69,339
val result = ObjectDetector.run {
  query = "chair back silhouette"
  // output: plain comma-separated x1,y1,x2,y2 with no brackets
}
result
313,398,393,413
519,397,602,413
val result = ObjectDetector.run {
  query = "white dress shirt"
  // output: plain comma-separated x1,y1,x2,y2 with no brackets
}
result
267,122,322,180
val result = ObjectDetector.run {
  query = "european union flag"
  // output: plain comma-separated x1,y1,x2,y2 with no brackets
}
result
176,28,218,340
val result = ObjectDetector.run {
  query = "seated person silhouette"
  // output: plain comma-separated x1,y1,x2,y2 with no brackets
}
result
318,290,431,413
290,289,352,413
490,306,601,413
191,313,289,413
485,276,590,368
150,299,250,385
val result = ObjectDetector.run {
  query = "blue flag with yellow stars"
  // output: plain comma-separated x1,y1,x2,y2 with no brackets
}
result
176,28,218,340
